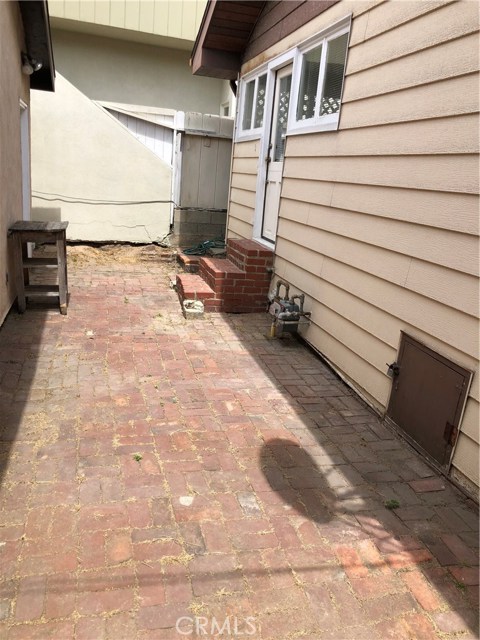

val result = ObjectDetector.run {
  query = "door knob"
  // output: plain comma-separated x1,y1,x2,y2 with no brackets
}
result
387,362,400,378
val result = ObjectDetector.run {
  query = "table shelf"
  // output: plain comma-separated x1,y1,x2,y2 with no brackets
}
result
23,257,59,267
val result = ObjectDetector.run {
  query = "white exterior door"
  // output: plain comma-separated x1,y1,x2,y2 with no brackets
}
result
261,65,292,243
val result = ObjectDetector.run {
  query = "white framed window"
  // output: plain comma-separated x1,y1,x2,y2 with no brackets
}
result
237,68,268,140
289,18,350,134
221,101,230,117
236,16,350,143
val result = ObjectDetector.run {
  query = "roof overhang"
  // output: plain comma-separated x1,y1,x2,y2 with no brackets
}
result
19,0,55,92
190,0,265,80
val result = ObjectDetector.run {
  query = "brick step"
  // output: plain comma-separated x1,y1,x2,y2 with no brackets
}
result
176,273,216,304
176,251,200,273
176,239,275,314
227,238,275,273
199,257,246,290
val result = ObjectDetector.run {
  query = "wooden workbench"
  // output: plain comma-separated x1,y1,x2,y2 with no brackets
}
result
8,221,69,315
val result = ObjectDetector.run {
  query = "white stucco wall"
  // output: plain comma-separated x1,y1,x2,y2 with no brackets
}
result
31,73,172,243
52,28,226,114
219,80,236,117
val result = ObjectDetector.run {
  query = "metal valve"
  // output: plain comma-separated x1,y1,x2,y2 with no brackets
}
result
386,362,400,378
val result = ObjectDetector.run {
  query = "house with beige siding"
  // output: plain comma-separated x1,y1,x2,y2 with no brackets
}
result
191,0,480,497
0,1,55,326
30,0,235,244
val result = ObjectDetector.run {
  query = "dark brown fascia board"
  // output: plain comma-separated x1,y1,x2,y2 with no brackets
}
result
192,47,241,80
19,0,55,92
191,0,265,79
191,0,217,72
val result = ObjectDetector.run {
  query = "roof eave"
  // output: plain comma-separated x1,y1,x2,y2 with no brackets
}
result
191,0,265,80
19,0,55,92
191,47,242,80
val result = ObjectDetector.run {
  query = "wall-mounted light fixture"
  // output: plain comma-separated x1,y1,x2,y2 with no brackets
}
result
21,52,43,75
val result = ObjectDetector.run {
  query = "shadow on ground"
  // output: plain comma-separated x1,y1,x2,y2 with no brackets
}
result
220,314,479,636
0,309,49,487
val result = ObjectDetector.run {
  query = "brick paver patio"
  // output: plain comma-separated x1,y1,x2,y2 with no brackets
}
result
0,251,478,639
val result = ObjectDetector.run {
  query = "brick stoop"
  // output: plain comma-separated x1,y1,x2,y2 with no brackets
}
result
176,252,200,273
176,238,274,313
175,273,221,311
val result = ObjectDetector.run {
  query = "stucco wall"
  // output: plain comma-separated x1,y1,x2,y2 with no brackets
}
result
51,28,225,114
0,2,29,325
31,74,172,243
219,81,235,117
227,1,480,493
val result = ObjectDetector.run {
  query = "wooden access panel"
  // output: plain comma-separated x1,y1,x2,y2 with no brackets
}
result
387,333,472,468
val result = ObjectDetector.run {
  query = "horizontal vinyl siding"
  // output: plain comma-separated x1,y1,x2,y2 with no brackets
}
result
244,0,339,63
278,211,479,316
343,31,479,102
282,180,479,235
272,248,479,401
348,1,451,47
272,1,479,487
346,1,478,74
340,73,480,129
284,155,479,194
453,431,480,490
286,113,479,157
279,199,479,278
228,140,259,240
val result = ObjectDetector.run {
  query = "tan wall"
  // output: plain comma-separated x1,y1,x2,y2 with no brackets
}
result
228,1,480,492
49,0,206,44
31,73,172,243
0,2,29,325
51,28,225,114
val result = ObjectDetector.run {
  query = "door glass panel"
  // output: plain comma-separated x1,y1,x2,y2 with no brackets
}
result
242,79,255,130
320,33,348,115
296,44,322,121
273,74,291,162
254,74,267,128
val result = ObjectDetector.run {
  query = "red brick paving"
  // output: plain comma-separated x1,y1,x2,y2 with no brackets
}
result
0,252,478,639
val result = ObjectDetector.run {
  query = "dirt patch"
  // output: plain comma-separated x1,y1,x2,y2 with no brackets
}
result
35,243,177,267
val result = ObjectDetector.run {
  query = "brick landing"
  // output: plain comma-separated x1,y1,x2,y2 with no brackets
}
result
0,254,478,639
177,238,274,313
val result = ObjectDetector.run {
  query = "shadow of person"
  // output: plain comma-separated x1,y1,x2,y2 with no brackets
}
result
260,438,338,525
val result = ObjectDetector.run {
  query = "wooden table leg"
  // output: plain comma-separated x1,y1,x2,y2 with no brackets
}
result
57,233,68,315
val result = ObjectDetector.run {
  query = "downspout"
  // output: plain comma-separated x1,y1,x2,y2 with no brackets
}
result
170,122,177,227
171,111,185,228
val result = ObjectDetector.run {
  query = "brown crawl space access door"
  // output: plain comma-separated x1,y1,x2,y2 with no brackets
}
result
387,333,472,468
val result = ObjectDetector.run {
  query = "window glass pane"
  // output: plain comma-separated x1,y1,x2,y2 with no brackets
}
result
296,44,322,121
254,74,267,128
273,74,291,162
242,80,255,130
320,33,348,115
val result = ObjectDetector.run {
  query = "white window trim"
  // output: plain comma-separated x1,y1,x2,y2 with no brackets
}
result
235,64,269,142
236,14,351,144
288,16,351,135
